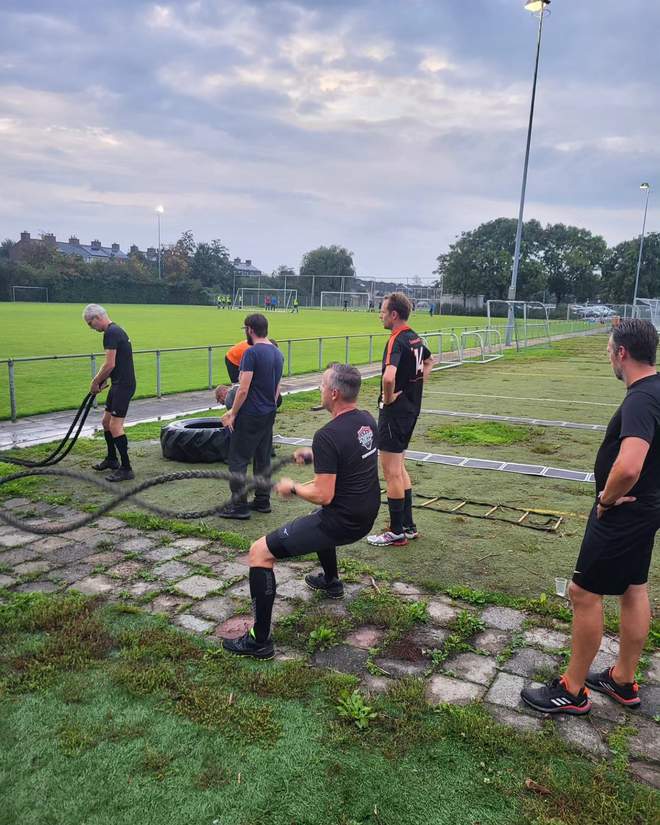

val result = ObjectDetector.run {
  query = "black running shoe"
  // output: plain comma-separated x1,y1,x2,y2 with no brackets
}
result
520,676,592,715
106,467,135,482
222,630,274,659
249,499,272,514
305,572,344,599
586,667,641,708
93,458,119,471
217,503,251,520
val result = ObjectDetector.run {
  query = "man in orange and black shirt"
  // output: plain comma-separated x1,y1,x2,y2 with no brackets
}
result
368,292,432,547
225,339,250,384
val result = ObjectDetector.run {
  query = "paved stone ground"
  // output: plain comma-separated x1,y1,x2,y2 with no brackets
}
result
1,495,658,788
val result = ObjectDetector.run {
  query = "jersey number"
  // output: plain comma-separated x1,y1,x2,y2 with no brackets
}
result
413,347,424,375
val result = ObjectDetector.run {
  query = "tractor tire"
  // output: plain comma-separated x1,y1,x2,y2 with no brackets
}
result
160,417,231,463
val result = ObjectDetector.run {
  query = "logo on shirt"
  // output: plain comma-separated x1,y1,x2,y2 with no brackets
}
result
357,425,374,451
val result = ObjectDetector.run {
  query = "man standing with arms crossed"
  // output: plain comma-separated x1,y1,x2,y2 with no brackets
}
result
368,292,432,547
223,363,380,658
219,313,283,518
83,304,136,482
522,319,660,714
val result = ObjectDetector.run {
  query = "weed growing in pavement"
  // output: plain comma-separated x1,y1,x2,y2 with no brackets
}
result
308,626,337,652
336,689,377,730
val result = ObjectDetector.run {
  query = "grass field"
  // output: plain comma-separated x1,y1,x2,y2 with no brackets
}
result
1,332,659,824
0,302,592,419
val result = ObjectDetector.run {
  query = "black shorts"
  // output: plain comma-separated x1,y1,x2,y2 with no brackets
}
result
572,502,658,595
266,511,337,559
104,385,135,419
377,411,418,454
225,357,240,384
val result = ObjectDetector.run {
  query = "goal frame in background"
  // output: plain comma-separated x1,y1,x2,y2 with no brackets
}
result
486,299,552,349
319,291,370,311
11,285,49,303
233,287,297,310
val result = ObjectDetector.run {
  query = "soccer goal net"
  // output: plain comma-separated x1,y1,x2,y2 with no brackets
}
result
486,300,551,348
11,285,49,302
233,288,297,310
320,292,370,310
634,298,660,330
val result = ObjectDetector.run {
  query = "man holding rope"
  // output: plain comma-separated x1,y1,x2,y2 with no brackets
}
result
522,319,660,715
83,304,136,482
223,362,380,659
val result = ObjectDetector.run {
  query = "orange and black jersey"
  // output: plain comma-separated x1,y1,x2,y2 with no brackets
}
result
379,326,431,416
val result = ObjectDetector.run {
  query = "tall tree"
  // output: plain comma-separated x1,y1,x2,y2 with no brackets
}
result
542,224,606,304
600,232,660,303
299,245,355,303
191,239,235,289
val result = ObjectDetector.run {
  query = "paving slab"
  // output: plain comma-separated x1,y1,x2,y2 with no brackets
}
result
426,673,485,705
391,581,426,597
646,652,660,683
480,606,526,631
51,564,94,584
150,594,192,614
13,561,51,576
184,550,225,567
629,718,660,762
48,544,96,565
426,598,460,626
630,761,660,789
24,536,70,553
523,627,570,651
637,684,660,719
174,614,214,634
0,574,17,587
473,629,511,655
169,537,210,553
273,646,306,662
153,561,193,581
191,595,236,622
485,673,527,709
501,648,559,679
554,716,609,758
175,575,224,599
485,705,544,733
119,537,156,554
92,517,125,531
106,561,145,579
84,551,124,566
589,691,628,724
443,652,498,686
69,575,115,596
213,561,249,580
1,497,31,509
215,615,253,640
373,658,428,678
274,578,315,601
360,674,391,695
15,580,59,593
0,532,35,548
344,625,385,650
312,645,369,676
127,581,159,598
144,546,183,562
408,625,451,649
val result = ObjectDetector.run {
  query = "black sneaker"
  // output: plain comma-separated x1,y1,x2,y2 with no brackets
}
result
521,676,591,715
585,666,641,708
93,458,119,471
223,630,274,659
249,499,272,514
217,503,251,520
106,467,135,482
305,572,344,599
403,525,420,540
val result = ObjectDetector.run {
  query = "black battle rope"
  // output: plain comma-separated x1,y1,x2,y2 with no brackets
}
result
0,455,302,535
0,393,95,467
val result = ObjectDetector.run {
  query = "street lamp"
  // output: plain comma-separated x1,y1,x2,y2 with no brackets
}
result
633,183,651,308
155,205,164,280
505,0,551,346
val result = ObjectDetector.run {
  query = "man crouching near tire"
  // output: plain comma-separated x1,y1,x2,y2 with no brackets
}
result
223,362,381,659
83,303,136,482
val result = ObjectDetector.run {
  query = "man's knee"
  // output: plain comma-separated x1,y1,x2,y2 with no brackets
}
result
108,417,124,437
620,582,649,607
249,537,276,568
380,452,404,479
569,581,601,607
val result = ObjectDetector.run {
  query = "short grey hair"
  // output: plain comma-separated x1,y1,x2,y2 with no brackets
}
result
82,303,108,321
325,362,361,402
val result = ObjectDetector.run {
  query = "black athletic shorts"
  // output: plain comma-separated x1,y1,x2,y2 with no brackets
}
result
105,384,135,418
572,502,658,595
266,510,367,559
377,411,418,454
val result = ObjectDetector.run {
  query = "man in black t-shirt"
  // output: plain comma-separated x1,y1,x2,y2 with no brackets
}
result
522,320,660,716
222,362,380,659
368,292,432,547
83,304,136,482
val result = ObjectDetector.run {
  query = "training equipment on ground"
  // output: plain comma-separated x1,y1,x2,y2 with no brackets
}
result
232,287,297,310
320,291,370,310
10,285,49,302
160,417,232,463
0,393,94,467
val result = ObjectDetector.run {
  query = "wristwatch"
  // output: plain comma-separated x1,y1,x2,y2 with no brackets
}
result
597,493,614,509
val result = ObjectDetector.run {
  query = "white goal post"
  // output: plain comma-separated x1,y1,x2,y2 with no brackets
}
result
320,291,370,310
11,285,49,302
233,287,297,310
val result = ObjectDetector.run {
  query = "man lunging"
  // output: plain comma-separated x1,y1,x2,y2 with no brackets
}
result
83,304,136,482
223,363,380,658
368,292,432,547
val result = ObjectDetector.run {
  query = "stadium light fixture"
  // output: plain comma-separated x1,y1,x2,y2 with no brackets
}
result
505,0,551,347
633,183,652,306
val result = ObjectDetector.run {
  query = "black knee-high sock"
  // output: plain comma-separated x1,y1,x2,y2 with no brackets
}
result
317,547,338,582
113,434,131,469
250,567,276,642
104,430,117,461
387,497,404,535
403,488,415,528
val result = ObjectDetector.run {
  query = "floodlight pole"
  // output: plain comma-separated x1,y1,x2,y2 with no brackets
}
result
155,205,164,280
633,183,651,308
505,0,550,347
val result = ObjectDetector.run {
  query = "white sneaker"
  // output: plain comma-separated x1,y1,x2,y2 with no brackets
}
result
366,531,408,547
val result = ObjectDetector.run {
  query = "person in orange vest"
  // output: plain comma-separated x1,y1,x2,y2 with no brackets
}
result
224,339,250,384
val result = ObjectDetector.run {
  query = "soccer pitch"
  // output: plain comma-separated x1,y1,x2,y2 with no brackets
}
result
0,302,588,419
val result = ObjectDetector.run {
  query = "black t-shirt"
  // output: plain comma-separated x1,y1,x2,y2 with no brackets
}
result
379,326,431,417
103,323,135,388
239,343,284,416
594,373,660,503
312,409,381,540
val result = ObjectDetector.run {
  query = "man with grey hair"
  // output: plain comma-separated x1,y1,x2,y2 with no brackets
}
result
83,304,136,481
223,362,381,659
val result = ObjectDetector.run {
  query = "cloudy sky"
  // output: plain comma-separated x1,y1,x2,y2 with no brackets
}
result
1,1,658,278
